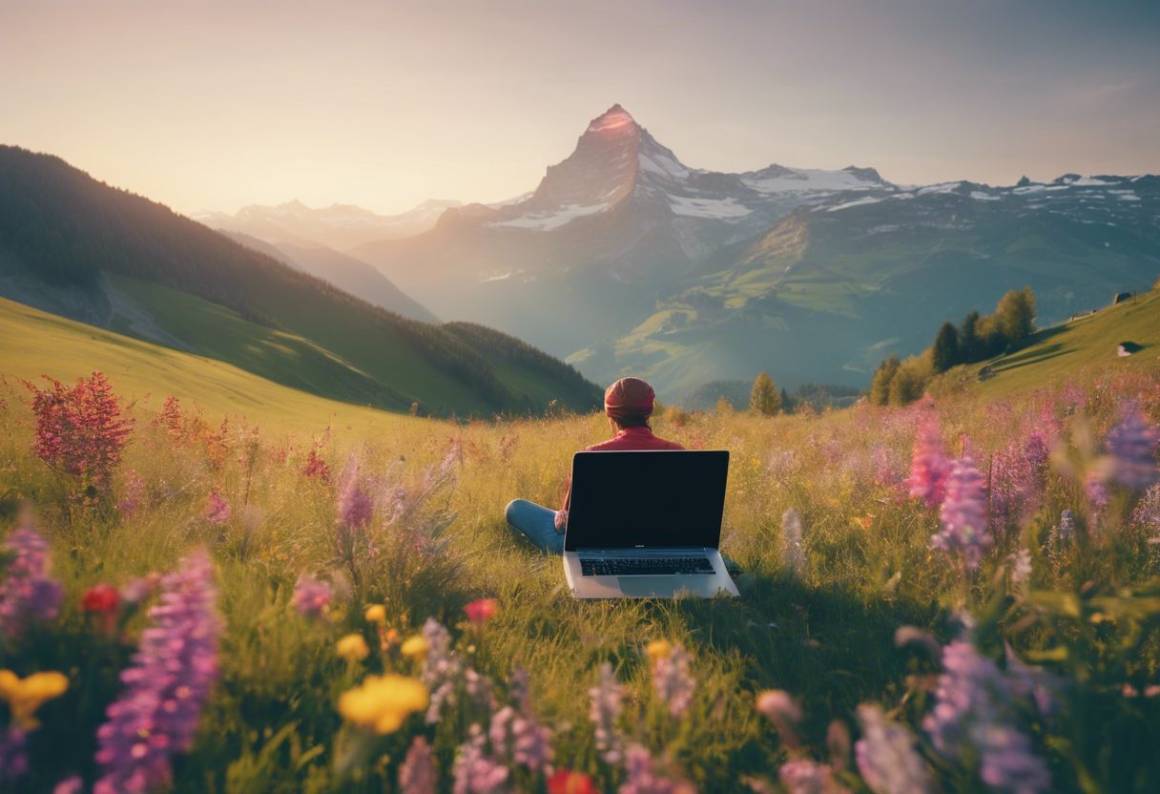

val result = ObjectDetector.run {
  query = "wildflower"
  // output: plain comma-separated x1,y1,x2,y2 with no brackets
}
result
338,674,428,734
119,574,160,605
464,598,498,625
94,551,221,794
826,720,851,771
452,724,510,793
291,575,332,619
1131,484,1160,532
646,639,673,661
117,470,146,517
549,770,598,794
0,525,63,640
1054,509,1075,544
755,689,802,748
922,641,1050,794
54,775,84,794
0,670,69,729
0,728,29,783
302,446,331,483
490,704,554,773
337,633,370,663
399,736,438,794
337,464,373,529
778,758,842,794
83,583,120,614
589,662,625,764
420,618,461,724
365,604,387,624
1106,403,1160,490
621,744,696,794
855,704,933,794
782,508,806,576
27,371,133,493
651,643,695,717
908,415,949,508
402,634,430,659
204,490,231,525
932,456,991,570
1008,549,1032,592
1084,471,1109,520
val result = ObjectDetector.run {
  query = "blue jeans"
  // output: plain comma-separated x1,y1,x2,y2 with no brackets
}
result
505,499,564,554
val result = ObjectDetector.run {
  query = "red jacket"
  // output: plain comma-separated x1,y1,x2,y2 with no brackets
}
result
556,426,683,527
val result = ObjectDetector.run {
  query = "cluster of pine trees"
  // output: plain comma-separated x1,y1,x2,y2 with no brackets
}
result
870,287,1037,406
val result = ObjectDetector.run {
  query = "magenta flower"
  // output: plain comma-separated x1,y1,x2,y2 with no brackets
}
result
0,525,63,640
94,550,222,794
399,736,437,794
620,744,695,794
1106,403,1160,490
291,575,332,619
589,662,625,764
908,416,949,509
420,618,462,724
338,472,373,530
204,490,231,525
932,456,991,570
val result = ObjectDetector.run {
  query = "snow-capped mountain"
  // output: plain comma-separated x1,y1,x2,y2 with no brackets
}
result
199,198,462,251
351,104,1160,399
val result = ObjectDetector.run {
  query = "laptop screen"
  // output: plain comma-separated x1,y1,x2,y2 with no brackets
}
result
565,450,730,551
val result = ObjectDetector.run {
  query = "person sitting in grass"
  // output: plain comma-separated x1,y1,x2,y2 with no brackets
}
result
505,377,682,553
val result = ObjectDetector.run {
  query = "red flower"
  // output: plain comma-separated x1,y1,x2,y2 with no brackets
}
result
548,770,597,794
464,598,498,625
82,583,120,613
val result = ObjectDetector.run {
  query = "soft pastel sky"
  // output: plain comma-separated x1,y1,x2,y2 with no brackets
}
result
2,0,1158,215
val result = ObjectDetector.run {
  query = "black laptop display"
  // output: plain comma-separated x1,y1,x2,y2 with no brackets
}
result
565,450,730,551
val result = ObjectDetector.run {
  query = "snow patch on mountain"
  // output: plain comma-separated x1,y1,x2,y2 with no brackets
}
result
669,195,752,219
741,167,882,194
826,196,883,212
492,202,609,231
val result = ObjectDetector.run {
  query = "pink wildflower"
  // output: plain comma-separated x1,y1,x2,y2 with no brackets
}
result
465,598,498,625
908,415,949,509
204,490,231,525
291,575,332,619
0,525,63,640
1106,403,1160,490
399,736,438,794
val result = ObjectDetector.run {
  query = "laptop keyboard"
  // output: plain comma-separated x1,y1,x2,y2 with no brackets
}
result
580,556,715,577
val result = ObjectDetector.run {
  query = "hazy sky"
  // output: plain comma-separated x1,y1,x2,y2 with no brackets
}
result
3,1,1158,215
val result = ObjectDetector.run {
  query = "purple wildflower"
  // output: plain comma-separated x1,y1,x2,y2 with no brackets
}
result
420,618,461,724
589,662,625,764
291,575,332,619
923,641,1051,794
118,470,146,517
855,704,933,794
0,727,28,783
204,490,231,525
1131,484,1160,532
932,456,991,570
777,758,841,794
452,724,510,794
652,644,695,718
338,471,373,530
490,704,553,774
0,525,63,640
1106,403,1160,490
399,735,437,794
1084,471,1109,520
620,744,696,794
94,550,222,794
908,416,949,509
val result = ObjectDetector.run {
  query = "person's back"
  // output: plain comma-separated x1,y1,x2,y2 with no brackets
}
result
505,377,682,553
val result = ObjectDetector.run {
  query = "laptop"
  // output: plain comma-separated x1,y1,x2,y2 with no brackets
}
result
562,450,739,599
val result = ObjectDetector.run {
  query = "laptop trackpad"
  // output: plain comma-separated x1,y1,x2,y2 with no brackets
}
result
617,576,683,597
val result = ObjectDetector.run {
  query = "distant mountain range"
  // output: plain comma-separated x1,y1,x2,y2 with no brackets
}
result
0,145,600,417
327,105,1160,400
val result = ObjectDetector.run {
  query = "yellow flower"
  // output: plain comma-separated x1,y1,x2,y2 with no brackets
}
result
364,604,387,625
646,640,673,661
338,674,429,734
336,633,370,663
0,669,69,729
400,634,429,660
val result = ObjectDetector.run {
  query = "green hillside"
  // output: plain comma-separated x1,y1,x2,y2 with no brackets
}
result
0,145,601,417
934,287,1160,399
0,295,441,438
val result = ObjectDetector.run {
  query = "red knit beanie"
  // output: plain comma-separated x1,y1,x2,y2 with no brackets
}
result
604,377,655,419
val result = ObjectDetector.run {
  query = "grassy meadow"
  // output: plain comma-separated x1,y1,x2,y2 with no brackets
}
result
1,292,1160,793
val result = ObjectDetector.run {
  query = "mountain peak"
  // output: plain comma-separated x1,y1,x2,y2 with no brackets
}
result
586,104,638,135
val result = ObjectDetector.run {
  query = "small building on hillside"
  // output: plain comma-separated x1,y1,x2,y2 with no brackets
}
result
1112,291,1133,305
1118,341,1142,357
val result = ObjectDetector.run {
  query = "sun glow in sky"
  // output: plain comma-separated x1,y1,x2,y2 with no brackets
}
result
1,0,1158,216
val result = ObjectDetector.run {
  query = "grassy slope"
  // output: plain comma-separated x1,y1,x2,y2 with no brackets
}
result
939,288,1160,399
0,295,442,440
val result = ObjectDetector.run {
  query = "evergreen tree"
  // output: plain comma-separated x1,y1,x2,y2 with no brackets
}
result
749,372,782,416
931,322,961,373
959,311,982,363
780,388,793,414
869,357,900,406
